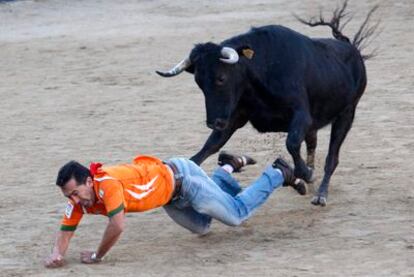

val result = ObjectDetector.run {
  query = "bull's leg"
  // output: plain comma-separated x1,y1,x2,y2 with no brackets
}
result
305,129,317,170
286,111,313,183
311,107,356,206
191,116,248,165
190,129,237,165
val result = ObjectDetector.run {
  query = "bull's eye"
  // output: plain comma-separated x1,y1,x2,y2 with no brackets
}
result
215,75,227,86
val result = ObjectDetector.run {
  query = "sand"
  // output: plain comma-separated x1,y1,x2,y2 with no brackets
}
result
0,0,413,276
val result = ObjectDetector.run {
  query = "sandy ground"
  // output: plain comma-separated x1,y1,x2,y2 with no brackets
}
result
0,0,413,276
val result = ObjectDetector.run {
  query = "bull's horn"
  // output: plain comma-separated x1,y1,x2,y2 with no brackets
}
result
220,47,239,64
156,57,192,77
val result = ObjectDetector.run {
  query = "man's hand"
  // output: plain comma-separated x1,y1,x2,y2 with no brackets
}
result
44,230,74,268
80,251,102,264
44,253,65,268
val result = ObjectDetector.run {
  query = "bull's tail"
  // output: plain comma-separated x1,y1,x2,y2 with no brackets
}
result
294,0,380,60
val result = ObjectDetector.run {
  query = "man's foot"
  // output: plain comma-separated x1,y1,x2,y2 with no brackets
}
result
218,151,256,172
272,158,307,195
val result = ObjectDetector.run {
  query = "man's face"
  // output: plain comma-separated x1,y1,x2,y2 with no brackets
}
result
61,177,95,208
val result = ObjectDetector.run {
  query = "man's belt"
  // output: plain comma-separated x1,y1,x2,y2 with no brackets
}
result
163,161,183,200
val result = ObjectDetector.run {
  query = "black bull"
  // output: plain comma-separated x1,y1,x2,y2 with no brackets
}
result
156,7,377,206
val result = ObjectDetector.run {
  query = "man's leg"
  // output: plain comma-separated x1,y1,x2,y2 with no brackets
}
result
163,154,254,234
163,204,212,235
194,166,283,226
210,152,255,196
180,159,294,227
210,168,242,197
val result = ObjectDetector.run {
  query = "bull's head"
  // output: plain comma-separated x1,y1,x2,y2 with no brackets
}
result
156,43,254,131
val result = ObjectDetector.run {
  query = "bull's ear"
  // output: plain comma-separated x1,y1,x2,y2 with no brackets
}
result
237,46,255,60
185,64,195,74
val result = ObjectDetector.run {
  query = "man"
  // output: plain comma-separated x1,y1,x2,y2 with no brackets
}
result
44,152,306,268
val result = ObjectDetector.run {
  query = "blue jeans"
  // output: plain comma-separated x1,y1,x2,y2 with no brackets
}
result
163,158,284,234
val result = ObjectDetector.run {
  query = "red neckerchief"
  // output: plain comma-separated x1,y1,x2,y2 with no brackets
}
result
89,162,103,177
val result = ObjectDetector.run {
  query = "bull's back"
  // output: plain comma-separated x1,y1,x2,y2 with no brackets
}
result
308,38,366,93
304,38,366,127
226,25,367,129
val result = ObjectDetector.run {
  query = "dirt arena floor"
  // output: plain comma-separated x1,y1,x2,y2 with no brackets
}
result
0,0,413,276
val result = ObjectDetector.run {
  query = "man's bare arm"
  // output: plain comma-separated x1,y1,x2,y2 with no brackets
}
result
80,210,125,263
44,230,74,268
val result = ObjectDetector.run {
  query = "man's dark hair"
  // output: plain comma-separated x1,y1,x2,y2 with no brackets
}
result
56,161,91,187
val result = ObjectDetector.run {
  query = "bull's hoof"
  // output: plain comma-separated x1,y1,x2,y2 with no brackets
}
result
311,195,327,206
292,179,307,195
303,167,315,183
294,166,314,184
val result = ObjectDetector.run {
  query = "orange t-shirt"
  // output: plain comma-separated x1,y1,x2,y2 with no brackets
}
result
60,155,174,231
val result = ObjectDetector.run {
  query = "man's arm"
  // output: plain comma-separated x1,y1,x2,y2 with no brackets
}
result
80,210,125,263
44,230,74,268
